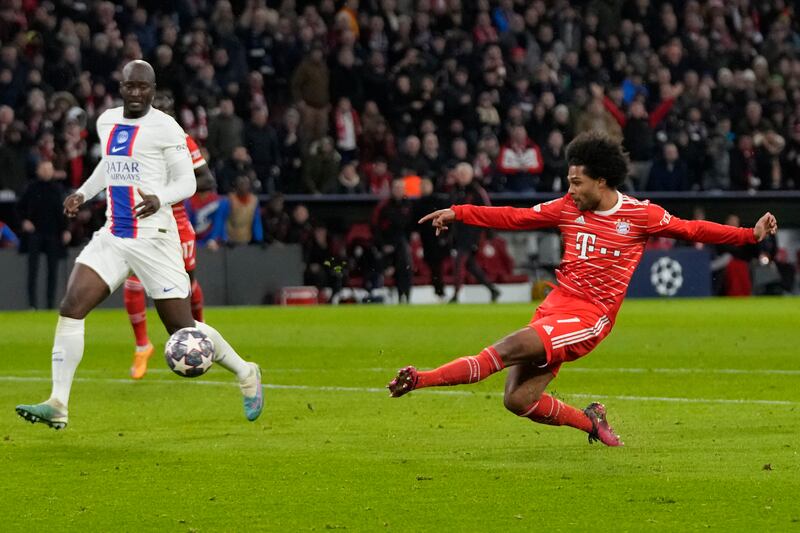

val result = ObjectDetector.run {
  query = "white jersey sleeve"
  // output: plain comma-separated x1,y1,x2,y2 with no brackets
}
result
156,119,195,206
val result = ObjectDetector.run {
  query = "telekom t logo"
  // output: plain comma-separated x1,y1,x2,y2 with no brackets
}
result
575,232,597,259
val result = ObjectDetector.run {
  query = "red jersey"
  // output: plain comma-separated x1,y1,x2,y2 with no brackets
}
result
171,134,207,234
453,192,756,319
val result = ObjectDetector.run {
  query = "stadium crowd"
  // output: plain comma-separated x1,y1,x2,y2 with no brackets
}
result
0,0,797,304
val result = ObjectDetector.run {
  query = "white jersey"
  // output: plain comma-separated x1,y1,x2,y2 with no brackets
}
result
78,106,195,239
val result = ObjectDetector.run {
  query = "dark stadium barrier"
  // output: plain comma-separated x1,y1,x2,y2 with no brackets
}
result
627,249,712,298
0,244,303,310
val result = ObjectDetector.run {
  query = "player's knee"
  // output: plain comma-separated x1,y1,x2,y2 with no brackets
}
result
59,294,86,319
504,390,536,415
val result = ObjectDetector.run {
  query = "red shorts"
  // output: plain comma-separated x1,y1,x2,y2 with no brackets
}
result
528,288,612,376
177,221,197,272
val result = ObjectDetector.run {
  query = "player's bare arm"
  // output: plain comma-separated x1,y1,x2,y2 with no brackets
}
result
418,208,455,235
134,188,161,219
753,212,778,241
63,192,85,218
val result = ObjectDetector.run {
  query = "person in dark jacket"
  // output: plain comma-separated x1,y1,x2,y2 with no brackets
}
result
243,106,282,193
414,178,449,299
450,163,499,303
372,179,414,303
18,161,70,309
646,143,690,191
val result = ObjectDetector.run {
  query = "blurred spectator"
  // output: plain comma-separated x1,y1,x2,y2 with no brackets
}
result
450,163,499,303
705,118,735,190
394,135,429,177
277,108,303,193
541,130,568,193
0,220,19,248
244,105,281,193
0,122,28,197
336,162,365,194
729,135,761,191
207,98,244,163
476,92,501,136
220,175,263,246
647,143,689,191
18,161,70,309
333,97,361,164
713,214,758,297
600,83,679,189
359,117,396,164
372,179,414,303
420,133,444,180
291,45,330,144
414,178,448,300
186,174,225,251
364,158,393,196
576,86,623,139
304,225,345,297
496,125,543,192
262,194,291,244
303,137,341,194
286,204,313,246
330,48,364,111
217,146,256,194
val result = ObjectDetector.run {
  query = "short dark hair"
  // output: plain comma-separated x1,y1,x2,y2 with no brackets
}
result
566,132,629,188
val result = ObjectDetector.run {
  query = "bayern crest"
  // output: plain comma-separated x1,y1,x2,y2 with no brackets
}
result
615,220,631,235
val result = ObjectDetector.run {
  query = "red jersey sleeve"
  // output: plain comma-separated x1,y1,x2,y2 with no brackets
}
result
452,196,566,230
646,203,756,245
185,135,207,170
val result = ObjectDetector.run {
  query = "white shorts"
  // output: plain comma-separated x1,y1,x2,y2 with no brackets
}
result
76,228,190,299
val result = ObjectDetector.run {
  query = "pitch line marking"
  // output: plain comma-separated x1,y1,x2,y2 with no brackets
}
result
0,375,797,406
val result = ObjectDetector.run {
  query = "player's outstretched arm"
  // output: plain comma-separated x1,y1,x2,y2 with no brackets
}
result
421,198,565,233
648,203,777,245
418,208,456,236
752,212,778,242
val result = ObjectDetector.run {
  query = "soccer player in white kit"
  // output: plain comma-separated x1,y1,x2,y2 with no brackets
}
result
15,61,264,429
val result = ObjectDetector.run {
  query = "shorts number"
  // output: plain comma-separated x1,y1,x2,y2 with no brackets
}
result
182,240,195,260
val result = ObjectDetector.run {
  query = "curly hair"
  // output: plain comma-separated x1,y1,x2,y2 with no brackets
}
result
565,132,629,189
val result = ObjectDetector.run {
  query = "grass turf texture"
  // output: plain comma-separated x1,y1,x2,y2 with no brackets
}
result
0,298,798,532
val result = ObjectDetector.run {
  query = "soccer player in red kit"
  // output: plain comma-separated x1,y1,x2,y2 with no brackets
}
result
125,93,212,379
388,132,778,446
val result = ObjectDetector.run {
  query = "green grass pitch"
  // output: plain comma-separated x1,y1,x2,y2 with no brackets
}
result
0,298,798,532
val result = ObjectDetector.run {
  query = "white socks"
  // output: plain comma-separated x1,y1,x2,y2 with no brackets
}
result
49,316,85,408
194,321,251,380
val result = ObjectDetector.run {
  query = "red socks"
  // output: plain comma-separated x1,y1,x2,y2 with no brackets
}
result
417,347,505,388
123,277,149,348
519,394,593,433
190,279,204,322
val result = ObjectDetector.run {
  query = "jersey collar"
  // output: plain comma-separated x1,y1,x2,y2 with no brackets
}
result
593,190,623,216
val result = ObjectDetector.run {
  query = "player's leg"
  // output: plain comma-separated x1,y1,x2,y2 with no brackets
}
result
188,270,204,322
503,363,593,431
16,263,112,429
180,232,203,322
135,237,263,421
124,275,153,379
388,326,545,397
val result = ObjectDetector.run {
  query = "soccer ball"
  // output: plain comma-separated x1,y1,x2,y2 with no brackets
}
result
164,327,214,378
